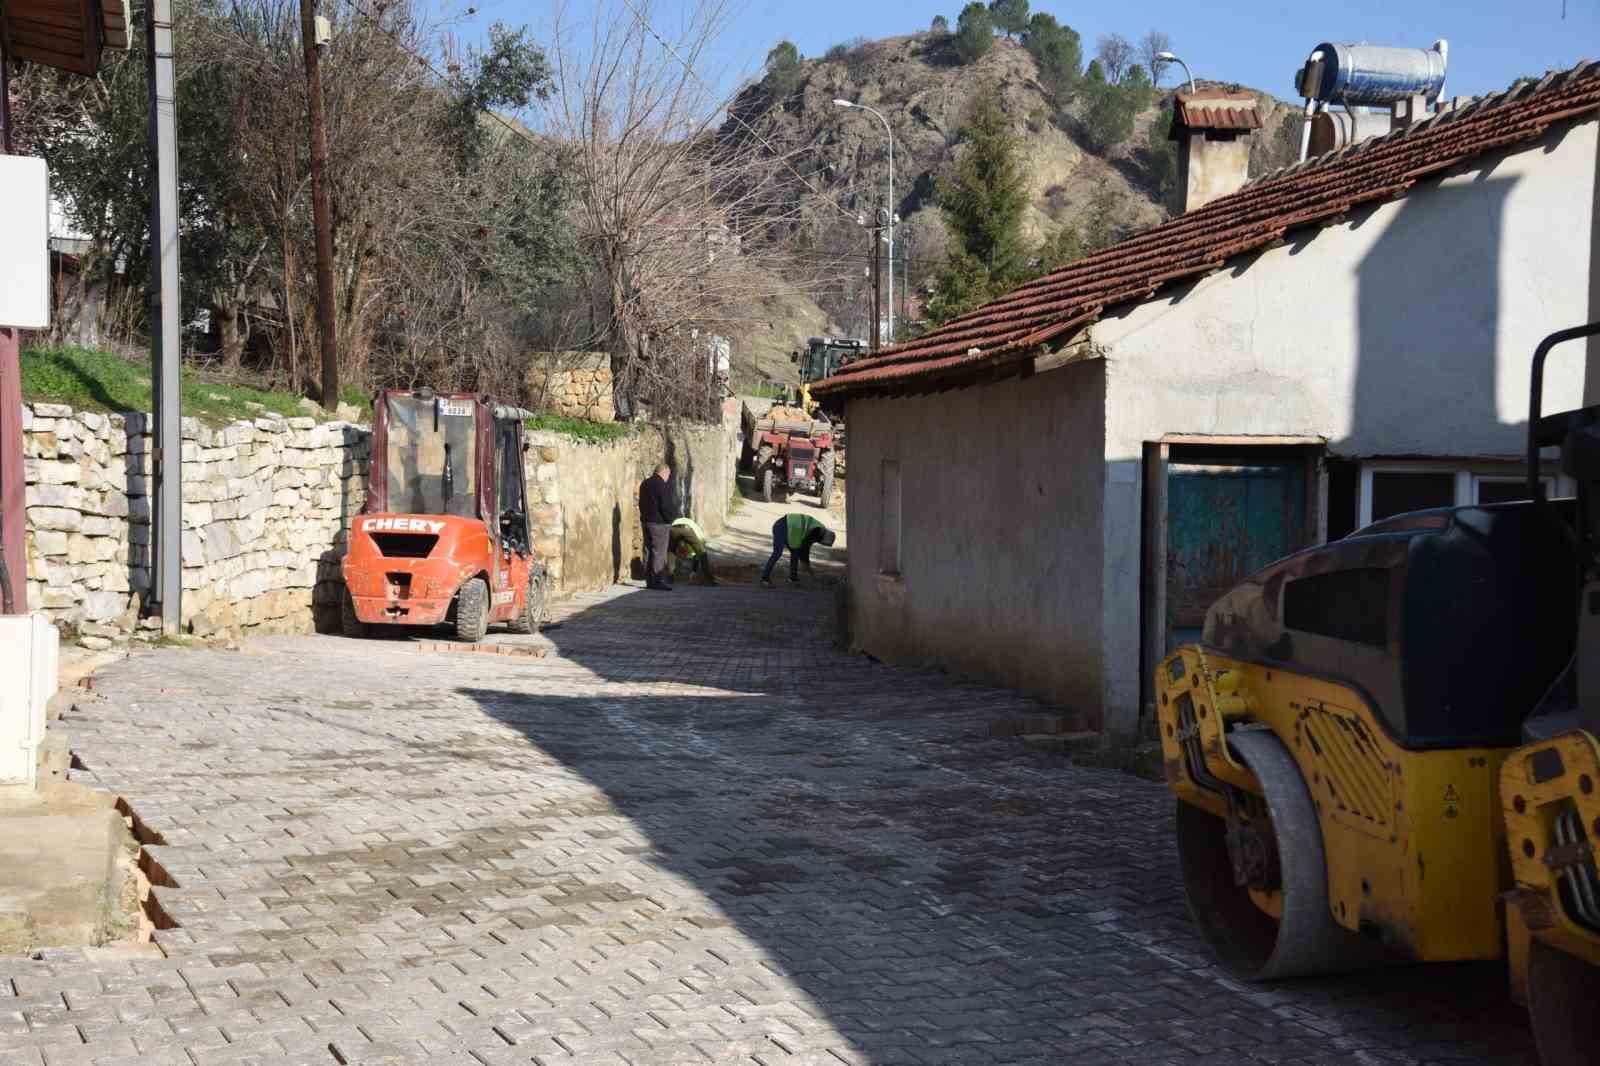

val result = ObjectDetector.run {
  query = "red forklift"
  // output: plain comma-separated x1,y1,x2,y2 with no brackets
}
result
340,389,546,641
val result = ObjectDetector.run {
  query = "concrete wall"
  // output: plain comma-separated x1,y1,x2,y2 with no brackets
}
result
845,362,1108,726
543,417,738,592
1089,121,1598,731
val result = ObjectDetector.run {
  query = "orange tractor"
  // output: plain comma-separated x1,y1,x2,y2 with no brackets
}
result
340,389,547,641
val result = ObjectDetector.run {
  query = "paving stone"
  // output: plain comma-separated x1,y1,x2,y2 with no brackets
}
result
5,585,1541,1064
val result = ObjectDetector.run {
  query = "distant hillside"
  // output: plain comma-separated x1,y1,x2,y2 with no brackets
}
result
720,33,1301,344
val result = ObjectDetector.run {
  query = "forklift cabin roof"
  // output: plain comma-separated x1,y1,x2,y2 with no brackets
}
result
367,391,519,521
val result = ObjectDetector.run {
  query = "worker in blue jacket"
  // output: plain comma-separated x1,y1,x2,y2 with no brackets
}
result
761,513,836,586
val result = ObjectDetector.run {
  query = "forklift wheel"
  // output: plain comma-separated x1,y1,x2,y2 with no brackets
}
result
507,572,545,635
455,577,490,643
340,589,367,639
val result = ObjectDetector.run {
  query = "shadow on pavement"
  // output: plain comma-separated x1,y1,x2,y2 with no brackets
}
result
453,584,1537,1065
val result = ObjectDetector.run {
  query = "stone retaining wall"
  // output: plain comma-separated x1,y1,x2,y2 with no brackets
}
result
21,401,735,645
22,403,367,646
527,352,614,423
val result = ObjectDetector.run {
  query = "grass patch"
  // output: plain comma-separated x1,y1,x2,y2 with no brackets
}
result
524,413,633,445
19,345,335,425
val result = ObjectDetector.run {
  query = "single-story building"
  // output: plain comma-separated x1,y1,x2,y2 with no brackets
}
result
814,63,1600,735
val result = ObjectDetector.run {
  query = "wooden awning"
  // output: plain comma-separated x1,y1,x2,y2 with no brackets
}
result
1,0,129,76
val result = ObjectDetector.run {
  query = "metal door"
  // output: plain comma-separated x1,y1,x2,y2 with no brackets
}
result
1167,460,1307,649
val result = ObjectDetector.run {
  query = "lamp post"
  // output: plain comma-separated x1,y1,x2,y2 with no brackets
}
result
833,99,894,345
1155,51,1196,96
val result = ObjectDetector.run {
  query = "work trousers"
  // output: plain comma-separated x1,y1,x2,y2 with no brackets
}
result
761,518,809,582
643,522,671,582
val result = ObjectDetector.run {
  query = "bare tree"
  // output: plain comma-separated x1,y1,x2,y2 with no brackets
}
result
1139,30,1173,87
1095,33,1134,84
542,0,824,421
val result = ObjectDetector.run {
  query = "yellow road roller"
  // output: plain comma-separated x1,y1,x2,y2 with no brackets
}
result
1157,322,1600,1063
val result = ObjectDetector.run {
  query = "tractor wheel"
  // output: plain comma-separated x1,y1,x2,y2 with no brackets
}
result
1177,730,1388,981
761,467,774,503
1527,938,1600,1066
339,588,367,639
454,577,490,643
507,571,545,635
818,453,835,509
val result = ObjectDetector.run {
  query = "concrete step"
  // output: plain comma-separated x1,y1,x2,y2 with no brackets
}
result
0,783,139,955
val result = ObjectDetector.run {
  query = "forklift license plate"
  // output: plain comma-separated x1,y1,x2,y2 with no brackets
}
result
437,399,473,417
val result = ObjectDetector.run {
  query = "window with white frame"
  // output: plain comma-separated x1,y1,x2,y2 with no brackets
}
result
1358,462,1569,528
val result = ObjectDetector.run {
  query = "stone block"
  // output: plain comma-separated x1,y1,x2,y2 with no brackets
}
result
31,402,72,418
29,507,82,532
35,459,80,485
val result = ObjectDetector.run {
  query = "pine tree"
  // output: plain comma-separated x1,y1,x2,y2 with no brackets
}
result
954,3,994,64
1022,12,1082,101
763,41,803,97
927,90,1032,324
989,0,1029,39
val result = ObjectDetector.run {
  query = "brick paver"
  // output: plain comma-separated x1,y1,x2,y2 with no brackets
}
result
2,585,1536,1064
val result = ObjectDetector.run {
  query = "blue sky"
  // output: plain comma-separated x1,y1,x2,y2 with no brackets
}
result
440,0,1597,104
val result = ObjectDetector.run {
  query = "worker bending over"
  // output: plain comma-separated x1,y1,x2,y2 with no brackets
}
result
761,513,836,586
669,517,717,586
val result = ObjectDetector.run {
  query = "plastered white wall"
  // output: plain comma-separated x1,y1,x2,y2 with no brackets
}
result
1094,120,1598,728
845,362,1108,724
1098,121,1597,462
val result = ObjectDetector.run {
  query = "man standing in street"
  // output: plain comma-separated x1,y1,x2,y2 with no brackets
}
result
761,513,836,586
638,463,675,591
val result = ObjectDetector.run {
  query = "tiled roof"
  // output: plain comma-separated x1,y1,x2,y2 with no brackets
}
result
815,61,1600,399
1170,90,1261,135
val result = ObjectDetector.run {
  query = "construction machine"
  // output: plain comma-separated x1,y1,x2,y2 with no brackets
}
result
1156,322,1600,1065
739,400,838,507
340,389,547,642
792,336,868,388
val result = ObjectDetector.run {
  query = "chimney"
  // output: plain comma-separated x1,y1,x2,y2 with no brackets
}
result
1168,90,1263,214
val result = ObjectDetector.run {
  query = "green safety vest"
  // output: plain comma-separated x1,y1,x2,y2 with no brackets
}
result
786,513,824,550
671,517,707,557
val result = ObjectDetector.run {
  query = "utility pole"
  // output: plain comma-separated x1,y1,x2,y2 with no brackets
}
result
0,41,21,616
869,211,882,353
147,0,183,635
299,0,338,408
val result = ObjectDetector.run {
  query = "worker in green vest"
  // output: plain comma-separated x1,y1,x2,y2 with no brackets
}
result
668,516,717,586
761,513,836,586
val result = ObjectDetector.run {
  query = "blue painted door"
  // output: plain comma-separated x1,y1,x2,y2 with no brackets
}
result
1167,461,1307,650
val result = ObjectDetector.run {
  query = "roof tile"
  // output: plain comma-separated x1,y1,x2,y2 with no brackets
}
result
817,62,1600,398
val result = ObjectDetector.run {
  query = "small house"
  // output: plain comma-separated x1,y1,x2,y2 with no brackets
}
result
814,65,1600,735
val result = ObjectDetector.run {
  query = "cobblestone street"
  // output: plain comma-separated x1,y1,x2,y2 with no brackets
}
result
3,585,1538,1065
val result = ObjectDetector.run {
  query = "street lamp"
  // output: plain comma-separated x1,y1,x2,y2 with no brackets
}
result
1156,51,1196,96
833,98,895,345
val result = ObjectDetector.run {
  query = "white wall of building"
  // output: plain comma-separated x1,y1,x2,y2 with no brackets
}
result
1090,121,1598,731
844,361,1109,723
1096,122,1596,462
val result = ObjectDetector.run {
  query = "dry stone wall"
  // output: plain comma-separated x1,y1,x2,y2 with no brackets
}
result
527,352,615,423
22,403,368,646
21,401,736,645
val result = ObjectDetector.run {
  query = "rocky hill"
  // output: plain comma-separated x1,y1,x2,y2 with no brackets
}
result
721,32,1301,383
